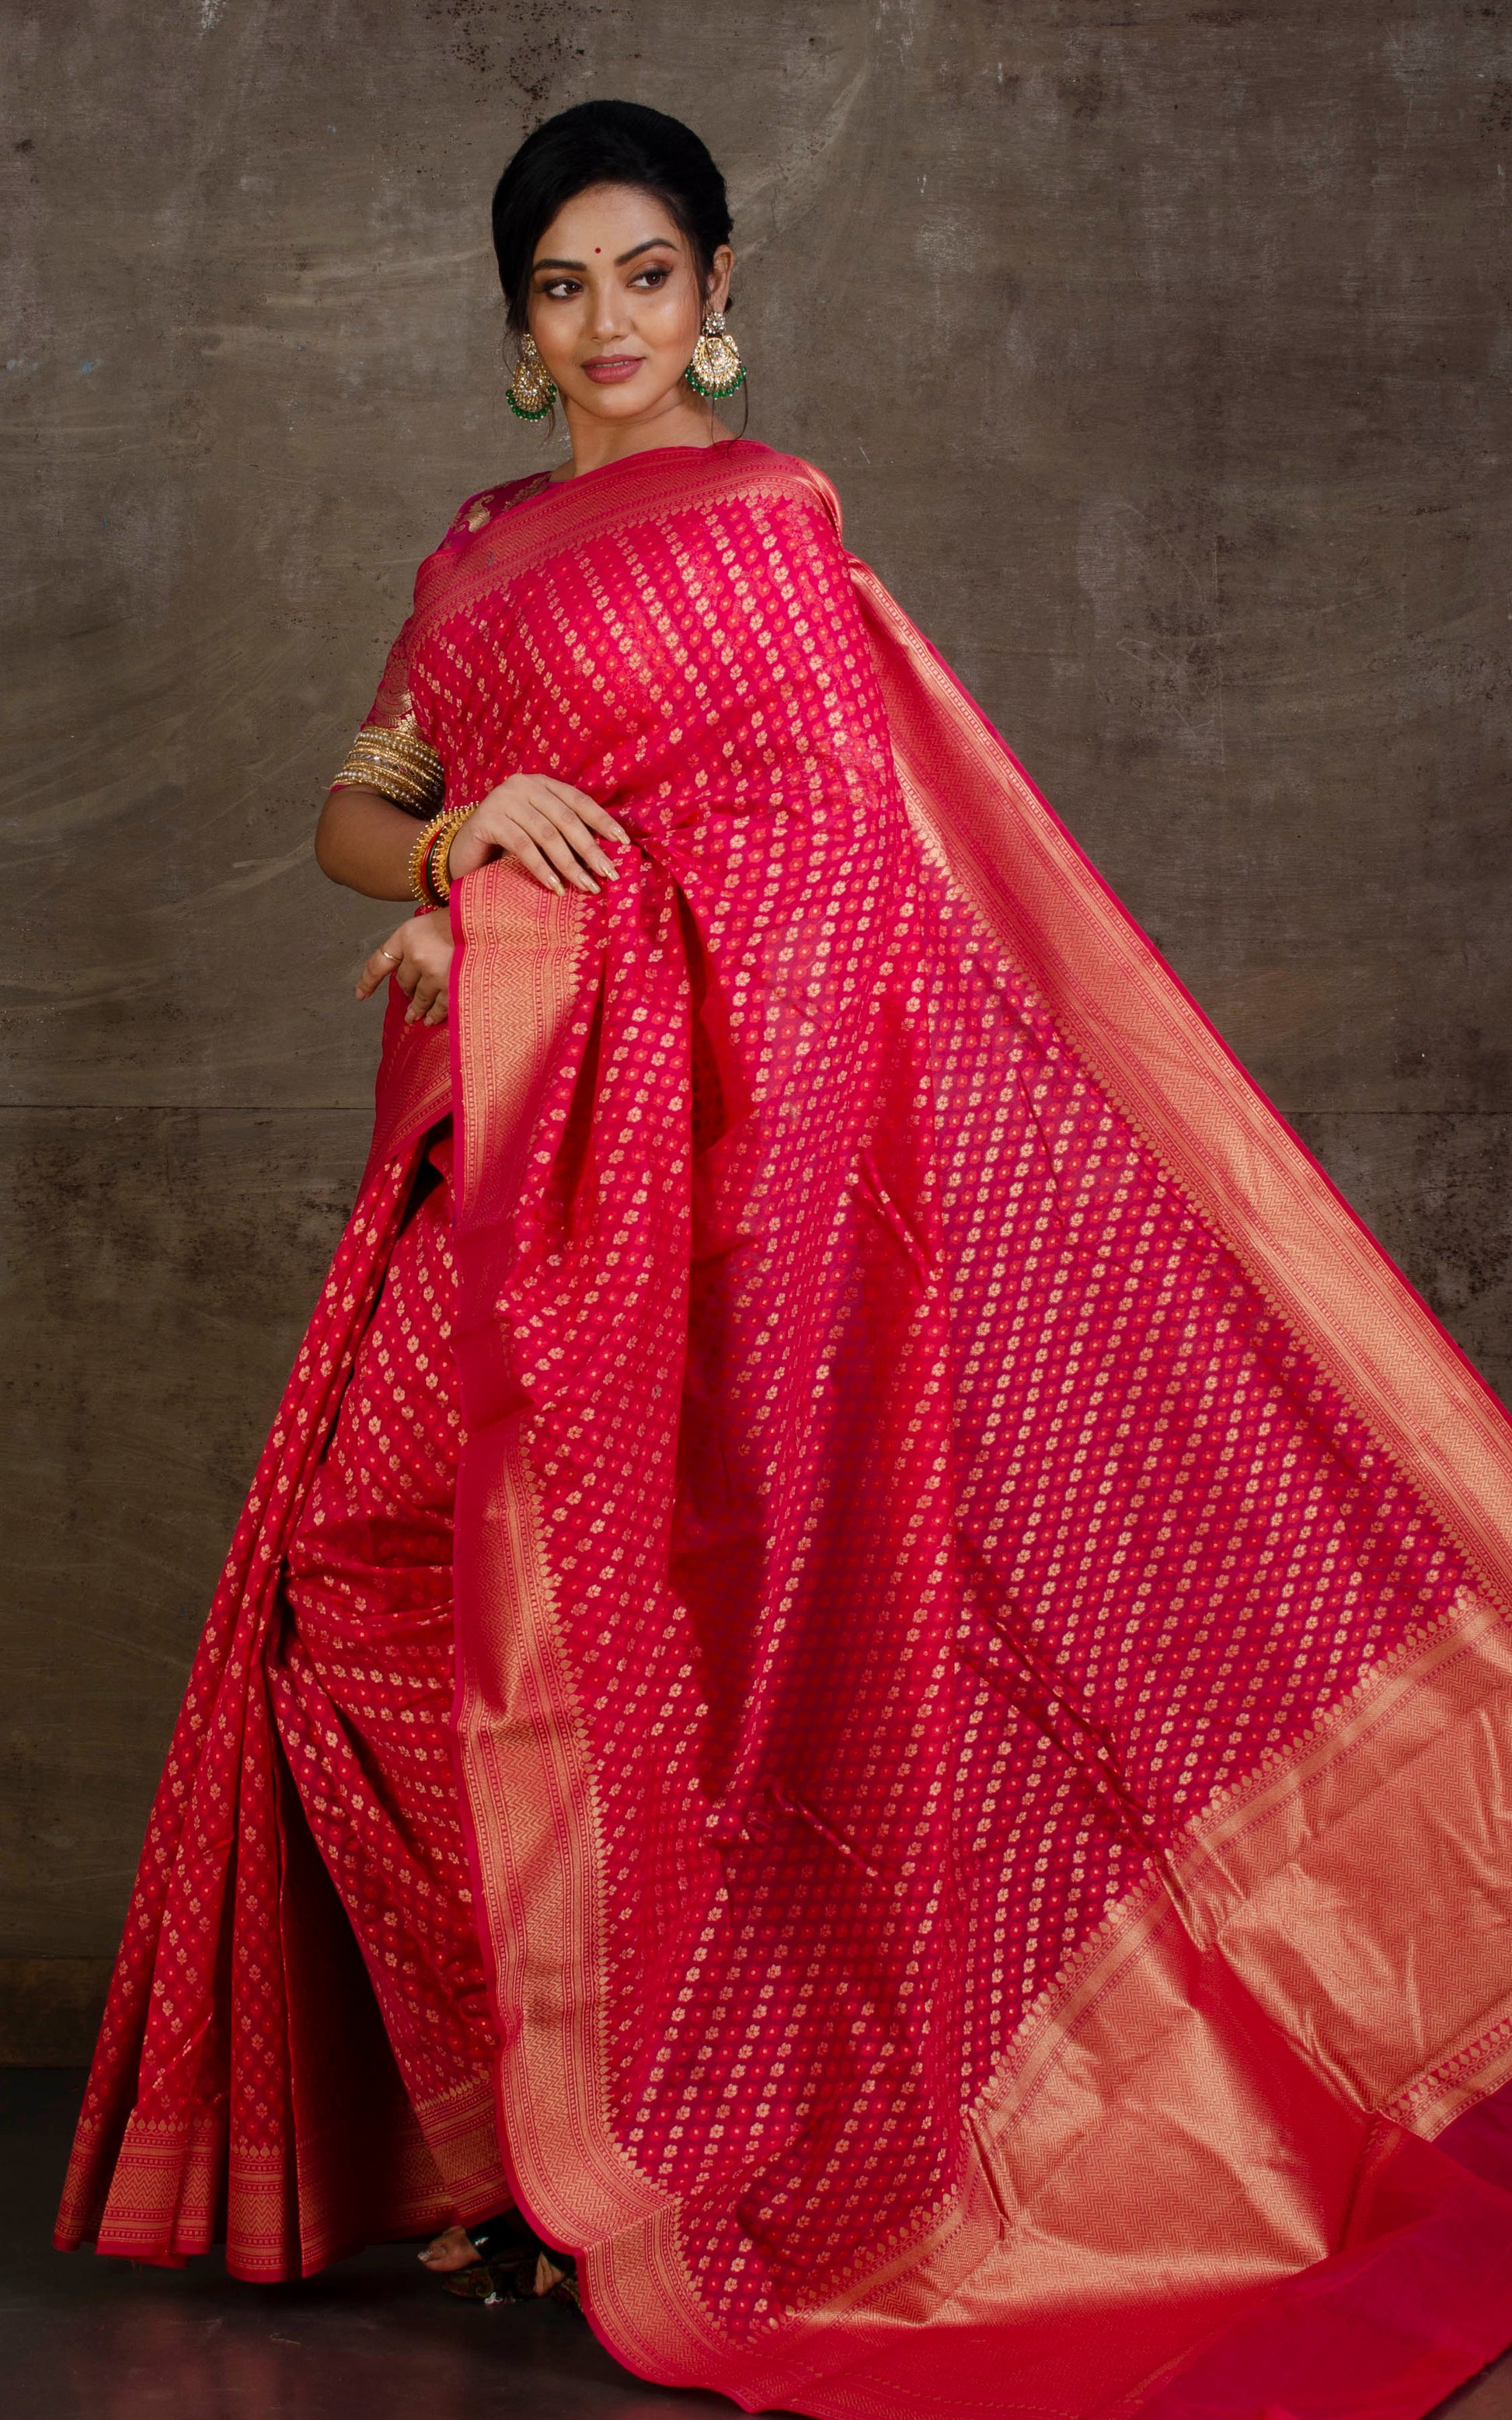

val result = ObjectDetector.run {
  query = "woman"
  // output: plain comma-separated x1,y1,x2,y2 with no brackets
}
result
56,99,1512,2420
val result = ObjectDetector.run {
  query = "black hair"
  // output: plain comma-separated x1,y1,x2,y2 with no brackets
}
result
491,99,732,336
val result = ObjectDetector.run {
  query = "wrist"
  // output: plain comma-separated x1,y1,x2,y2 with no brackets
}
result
445,807,492,880
408,806,475,907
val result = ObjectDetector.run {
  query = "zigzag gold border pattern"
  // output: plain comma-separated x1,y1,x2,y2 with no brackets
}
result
92,2107,225,2266
412,2068,513,2221
449,853,665,2244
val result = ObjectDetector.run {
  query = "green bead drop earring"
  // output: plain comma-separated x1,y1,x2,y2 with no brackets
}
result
507,333,556,421
685,309,745,400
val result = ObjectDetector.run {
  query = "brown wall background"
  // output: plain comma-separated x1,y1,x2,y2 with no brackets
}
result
3,0,1509,2056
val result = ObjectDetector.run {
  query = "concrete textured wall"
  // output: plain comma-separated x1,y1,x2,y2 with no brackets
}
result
3,0,1509,2056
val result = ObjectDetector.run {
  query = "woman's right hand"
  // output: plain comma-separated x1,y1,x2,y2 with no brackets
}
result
355,908,455,1025
447,773,631,896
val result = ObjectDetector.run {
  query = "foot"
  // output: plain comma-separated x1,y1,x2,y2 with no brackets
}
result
423,2209,579,2305
419,2223,482,2275
529,2248,573,2296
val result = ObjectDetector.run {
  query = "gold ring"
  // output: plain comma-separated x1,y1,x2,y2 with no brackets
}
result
379,947,400,961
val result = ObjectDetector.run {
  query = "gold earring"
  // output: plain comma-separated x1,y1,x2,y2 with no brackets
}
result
685,308,745,399
507,333,556,421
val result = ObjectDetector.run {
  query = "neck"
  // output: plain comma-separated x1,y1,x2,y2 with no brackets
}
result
555,388,730,480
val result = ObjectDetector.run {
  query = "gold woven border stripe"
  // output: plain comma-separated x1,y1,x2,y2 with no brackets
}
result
409,441,841,660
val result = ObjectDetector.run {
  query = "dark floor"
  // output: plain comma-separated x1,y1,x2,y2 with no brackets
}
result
4,2071,1512,2419
0,2069,749,2419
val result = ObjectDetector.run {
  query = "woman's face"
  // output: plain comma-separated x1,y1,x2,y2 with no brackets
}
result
525,182,732,427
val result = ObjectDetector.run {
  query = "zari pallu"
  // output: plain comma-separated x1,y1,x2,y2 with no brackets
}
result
57,441,1512,2417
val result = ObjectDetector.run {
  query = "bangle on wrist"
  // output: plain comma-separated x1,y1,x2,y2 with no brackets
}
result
408,805,474,908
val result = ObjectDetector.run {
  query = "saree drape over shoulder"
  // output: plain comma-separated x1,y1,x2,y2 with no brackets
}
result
59,441,1512,2417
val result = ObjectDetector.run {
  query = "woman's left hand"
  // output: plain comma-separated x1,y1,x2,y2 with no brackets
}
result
355,910,455,1026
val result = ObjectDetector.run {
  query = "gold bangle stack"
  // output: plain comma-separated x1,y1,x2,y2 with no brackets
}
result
408,804,475,908
329,713,445,817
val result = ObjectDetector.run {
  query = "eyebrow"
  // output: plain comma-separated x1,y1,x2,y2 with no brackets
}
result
532,236,680,272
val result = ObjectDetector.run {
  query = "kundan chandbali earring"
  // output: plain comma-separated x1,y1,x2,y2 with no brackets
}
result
685,308,745,399
507,333,556,420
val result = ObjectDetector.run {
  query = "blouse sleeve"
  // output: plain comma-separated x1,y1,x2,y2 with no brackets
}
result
326,608,445,820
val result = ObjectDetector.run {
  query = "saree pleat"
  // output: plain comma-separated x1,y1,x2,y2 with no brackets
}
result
55,1011,460,2278
270,1125,510,2223
61,441,1512,2413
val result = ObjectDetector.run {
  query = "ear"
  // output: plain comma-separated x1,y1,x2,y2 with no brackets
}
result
706,243,734,313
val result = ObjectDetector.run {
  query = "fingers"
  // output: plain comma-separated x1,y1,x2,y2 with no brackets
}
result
355,942,404,1000
539,784,629,881
355,922,451,1022
521,807,605,894
508,832,569,895
403,964,437,1022
404,968,449,1026
473,776,632,895
538,779,632,856
509,797,621,893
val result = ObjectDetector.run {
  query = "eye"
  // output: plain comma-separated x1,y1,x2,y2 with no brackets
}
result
538,276,581,299
630,265,673,289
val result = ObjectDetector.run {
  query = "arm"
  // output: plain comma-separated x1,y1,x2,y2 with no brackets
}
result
330,772,632,1030
322,618,628,1024
316,775,632,905
315,783,420,901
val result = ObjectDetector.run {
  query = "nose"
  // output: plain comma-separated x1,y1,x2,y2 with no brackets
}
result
587,280,629,342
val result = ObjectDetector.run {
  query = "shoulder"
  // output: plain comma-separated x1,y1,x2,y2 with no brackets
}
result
770,448,845,535
438,472,552,547
703,440,845,542
401,473,552,618
450,467,551,535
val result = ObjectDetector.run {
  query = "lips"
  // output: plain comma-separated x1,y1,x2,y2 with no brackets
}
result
582,355,644,385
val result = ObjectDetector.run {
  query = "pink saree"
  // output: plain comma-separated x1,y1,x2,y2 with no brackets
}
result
59,441,1512,2416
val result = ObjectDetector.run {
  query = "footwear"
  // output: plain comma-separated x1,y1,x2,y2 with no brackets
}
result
441,2209,580,2307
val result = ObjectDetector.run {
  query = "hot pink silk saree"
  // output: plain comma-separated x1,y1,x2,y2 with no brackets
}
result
61,441,1512,2416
